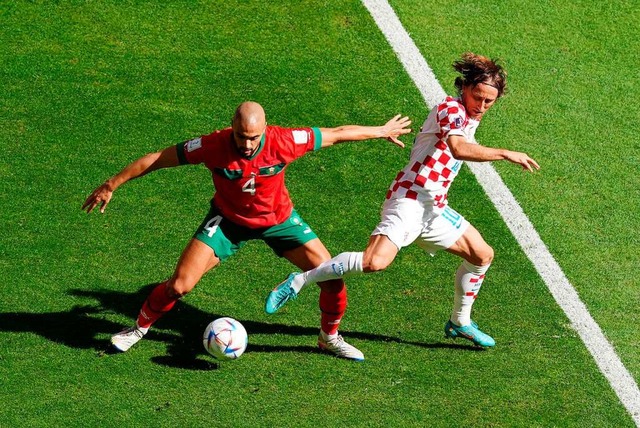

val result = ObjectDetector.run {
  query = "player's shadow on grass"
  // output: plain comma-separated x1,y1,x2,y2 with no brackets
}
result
0,305,126,350
63,284,322,370
68,285,484,360
0,283,483,371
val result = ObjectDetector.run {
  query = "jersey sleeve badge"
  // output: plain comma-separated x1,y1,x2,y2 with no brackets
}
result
186,137,202,152
292,130,311,145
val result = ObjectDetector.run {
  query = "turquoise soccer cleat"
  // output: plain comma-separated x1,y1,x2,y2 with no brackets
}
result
265,273,299,314
444,320,495,347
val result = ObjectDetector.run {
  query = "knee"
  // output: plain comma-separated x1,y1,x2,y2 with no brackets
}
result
474,245,494,266
167,275,197,298
364,253,392,273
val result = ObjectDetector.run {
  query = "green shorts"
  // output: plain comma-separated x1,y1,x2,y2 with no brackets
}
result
194,203,318,262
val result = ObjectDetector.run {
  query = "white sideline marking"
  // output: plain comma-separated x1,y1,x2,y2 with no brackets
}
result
362,0,640,425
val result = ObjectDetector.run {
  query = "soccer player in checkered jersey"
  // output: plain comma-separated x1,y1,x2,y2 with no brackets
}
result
83,101,411,361
266,53,539,347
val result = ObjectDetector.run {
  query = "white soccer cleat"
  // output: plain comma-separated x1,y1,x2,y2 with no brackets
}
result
317,334,365,361
111,326,147,352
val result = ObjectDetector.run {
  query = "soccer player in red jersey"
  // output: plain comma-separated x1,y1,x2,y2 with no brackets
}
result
83,101,411,360
266,53,540,349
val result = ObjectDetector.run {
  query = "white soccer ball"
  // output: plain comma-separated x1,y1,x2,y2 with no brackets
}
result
203,317,248,360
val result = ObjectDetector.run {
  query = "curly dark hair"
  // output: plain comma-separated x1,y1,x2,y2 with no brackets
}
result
453,52,507,97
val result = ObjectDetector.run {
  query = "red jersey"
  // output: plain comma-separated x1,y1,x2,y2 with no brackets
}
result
177,125,322,228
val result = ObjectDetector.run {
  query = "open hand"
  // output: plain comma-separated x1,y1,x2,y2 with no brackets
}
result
505,151,540,172
82,182,114,213
382,114,412,148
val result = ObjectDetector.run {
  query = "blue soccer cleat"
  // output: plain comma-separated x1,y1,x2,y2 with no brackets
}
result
265,273,299,314
444,320,495,347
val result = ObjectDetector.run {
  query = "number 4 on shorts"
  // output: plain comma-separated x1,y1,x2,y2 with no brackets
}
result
204,215,223,237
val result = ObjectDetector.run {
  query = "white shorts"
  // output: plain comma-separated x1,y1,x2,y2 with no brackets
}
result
371,198,469,255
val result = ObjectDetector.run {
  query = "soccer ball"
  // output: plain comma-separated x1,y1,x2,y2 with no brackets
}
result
203,317,248,361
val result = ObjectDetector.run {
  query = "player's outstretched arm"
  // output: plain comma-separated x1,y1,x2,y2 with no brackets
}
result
502,150,540,172
82,145,180,213
447,135,540,172
319,114,412,148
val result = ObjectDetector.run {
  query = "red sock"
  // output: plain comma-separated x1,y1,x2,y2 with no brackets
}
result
319,282,347,336
136,282,178,329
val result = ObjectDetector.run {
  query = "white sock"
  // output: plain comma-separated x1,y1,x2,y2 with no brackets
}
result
451,260,490,326
291,252,364,293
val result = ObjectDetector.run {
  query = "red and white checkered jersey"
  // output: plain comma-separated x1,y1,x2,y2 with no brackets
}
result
386,97,479,210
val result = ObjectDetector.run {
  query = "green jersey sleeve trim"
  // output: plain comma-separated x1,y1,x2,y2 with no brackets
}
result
312,127,322,151
176,142,188,165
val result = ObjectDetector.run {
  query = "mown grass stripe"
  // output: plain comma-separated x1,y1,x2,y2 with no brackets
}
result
362,0,640,424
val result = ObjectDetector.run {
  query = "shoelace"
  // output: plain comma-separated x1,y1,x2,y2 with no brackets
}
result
123,327,144,338
277,286,297,303
326,335,344,347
